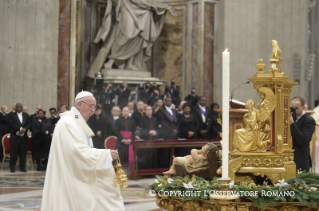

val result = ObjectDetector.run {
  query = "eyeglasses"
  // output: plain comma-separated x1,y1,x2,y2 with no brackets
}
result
81,101,97,110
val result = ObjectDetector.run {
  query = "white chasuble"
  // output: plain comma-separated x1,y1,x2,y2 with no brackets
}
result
41,109,124,211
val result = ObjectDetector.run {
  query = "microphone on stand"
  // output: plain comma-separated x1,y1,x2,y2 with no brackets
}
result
230,81,250,108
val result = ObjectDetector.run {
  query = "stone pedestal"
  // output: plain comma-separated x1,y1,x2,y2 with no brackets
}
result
101,69,165,85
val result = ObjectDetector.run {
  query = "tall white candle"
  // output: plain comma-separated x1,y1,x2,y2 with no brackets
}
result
222,48,230,178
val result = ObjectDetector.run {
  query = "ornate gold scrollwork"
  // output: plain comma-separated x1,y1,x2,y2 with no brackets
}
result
280,206,299,211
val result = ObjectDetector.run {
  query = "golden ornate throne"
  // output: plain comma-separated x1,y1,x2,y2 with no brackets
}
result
226,40,298,184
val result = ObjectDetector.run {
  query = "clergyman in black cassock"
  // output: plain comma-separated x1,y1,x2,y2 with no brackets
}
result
139,106,159,169
114,107,136,172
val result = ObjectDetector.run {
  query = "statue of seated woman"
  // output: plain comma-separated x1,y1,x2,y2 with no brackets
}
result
163,143,220,175
233,87,275,152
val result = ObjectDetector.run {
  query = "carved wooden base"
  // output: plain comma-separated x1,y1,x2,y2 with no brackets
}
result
156,196,318,211
228,151,296,184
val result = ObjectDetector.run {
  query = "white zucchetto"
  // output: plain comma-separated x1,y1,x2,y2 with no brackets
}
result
75,91,93,100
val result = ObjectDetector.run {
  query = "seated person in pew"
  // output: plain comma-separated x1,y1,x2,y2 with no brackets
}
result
163,142,217,175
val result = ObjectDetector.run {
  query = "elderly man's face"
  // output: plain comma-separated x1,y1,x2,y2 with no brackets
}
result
79,96,96,121
1,105,8,113
122,107,129,117
36,105,42,112
112,107,121,116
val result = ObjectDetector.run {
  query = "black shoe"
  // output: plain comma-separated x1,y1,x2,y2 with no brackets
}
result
37,165,41,171
20,169,27,172
10,168,15,173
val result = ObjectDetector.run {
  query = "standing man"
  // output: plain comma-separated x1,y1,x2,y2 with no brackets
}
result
139,105,159,168
157,97,179,167
49,107,59,126
129,86,140,105
170,79,181,107
290,96,316,171
0,105,9,162
192,96,211,139
105,106,121,137
87,105,107,149
157,97,178,139
42,91,124,211
29,105,42,123
116,82,130,108
102,82,115,115
127,101,135,117
9,103,30,172
184,88,200,107
131,100,145,127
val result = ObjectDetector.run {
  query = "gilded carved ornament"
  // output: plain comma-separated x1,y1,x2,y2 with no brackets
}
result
232,87,276,153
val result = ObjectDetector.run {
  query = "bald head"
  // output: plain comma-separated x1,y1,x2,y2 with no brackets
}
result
122,107,129,117
1,105,8,113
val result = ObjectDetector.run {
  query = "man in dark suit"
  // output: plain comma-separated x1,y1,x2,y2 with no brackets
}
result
131,100,145,128
184,88,200,107
9,103,30,172
192,96,211,139
157,97,178,139
29,105,42,124
290,96,316,171
157,97,178,167
139,82,152,103
102,83,115,115
129,86,140,105
170,79,181,107
87,106,108,149
49,107,59,126
0,105,9,162
105,106,121,138
147,89,160,108
116,82,130,108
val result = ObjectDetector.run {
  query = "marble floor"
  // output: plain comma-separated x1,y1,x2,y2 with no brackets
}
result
0,161,164,211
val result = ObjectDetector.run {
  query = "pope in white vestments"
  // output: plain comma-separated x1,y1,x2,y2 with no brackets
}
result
42,91,124,211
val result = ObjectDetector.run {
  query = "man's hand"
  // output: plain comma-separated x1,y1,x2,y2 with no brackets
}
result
96,131,102,137
110,150,118,160
122,139,132,145
200,130,207,136
188,131,195,137
149,130,157,136
20,128,26,133
290,113,294,124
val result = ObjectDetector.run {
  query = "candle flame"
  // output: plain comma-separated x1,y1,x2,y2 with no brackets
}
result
224,48,228,52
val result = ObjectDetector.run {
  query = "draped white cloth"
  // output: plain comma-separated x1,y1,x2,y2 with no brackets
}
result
311,106,319,173
41,109,124,211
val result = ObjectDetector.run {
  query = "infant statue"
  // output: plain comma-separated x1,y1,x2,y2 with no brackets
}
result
163,142,218,175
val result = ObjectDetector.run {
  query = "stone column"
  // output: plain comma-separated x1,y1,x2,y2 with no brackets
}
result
58,0,71,107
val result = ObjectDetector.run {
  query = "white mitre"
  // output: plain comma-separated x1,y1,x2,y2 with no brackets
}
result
75,91,93,100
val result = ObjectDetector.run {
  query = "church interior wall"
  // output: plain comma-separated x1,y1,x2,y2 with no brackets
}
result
0,0,59,113
213,0,309,106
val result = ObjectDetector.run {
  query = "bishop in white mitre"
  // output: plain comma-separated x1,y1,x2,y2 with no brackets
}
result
42,91,124,211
